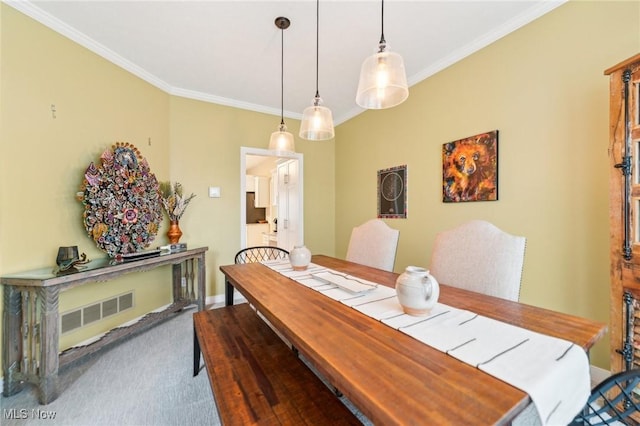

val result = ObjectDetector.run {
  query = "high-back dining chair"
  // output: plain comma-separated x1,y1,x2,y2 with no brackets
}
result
346,219,400,272
429,220,526,301
235,246,289,264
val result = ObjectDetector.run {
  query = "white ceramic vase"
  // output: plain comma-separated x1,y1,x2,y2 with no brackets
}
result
395,266,440,316
290,245,311,271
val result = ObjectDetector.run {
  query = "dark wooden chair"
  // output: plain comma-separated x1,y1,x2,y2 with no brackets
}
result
234,246,289,264
570,369,640,425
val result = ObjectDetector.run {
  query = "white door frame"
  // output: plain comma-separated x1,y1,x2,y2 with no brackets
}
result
240,146,304,248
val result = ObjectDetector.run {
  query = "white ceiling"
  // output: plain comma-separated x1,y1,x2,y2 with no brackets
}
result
9,0,565,125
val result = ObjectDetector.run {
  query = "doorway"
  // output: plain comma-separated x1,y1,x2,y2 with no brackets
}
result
240,147,303,251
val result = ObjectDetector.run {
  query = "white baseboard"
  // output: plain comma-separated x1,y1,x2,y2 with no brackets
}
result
205,293,246,309
589,365,610,388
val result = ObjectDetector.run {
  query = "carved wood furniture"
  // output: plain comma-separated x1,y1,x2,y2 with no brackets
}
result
193,303,361,425
221,254,606,425
2,246,207,404
606,54,640,374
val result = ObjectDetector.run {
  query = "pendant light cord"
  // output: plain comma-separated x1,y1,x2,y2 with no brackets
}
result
379,0,386,46
315,0,320,98
280,25,285,126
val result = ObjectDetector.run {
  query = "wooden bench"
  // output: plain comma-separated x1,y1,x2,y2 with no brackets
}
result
193,303,361,425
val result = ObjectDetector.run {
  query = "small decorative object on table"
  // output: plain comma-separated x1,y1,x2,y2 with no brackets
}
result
112,249,162,264
290,245,311,271
159,182,196,244
159,243,188,254
53,246,90,274
395,266,440,316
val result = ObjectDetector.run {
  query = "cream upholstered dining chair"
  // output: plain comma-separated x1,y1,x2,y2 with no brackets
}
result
428,220,526,301
346,219,400,272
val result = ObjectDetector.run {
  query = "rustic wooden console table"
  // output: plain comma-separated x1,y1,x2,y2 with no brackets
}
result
1,246,208,404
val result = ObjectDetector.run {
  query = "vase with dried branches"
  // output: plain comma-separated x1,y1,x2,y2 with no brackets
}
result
159,182,196,244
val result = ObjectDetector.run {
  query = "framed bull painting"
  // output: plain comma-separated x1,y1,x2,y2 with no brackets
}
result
442,130,498,202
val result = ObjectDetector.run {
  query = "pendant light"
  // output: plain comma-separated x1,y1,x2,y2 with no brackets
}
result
355,0,408,109
299,0,335,141
269,17,295,153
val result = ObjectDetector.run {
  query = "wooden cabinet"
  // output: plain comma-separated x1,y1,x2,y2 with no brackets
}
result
606,54,640,374
254,176,270,208
246,175,269,208
246,174,256,192
271,170,277,207
246,223,269,247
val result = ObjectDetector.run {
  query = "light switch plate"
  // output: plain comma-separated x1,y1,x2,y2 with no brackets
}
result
208,186,221,198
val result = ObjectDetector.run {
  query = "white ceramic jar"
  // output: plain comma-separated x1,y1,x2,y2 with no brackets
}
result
289,245,311,271
395,266,440,316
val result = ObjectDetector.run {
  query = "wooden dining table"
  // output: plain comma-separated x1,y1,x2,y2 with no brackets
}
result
221,255,607,425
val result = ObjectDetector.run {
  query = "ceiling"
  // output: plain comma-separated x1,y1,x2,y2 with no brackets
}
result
9,0,565,125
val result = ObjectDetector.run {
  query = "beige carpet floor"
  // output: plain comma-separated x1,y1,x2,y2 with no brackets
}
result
0,305,374,426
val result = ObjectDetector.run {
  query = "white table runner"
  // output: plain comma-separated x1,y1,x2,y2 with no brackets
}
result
262,260,590,425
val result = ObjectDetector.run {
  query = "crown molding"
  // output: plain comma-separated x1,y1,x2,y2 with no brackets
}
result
5,0,174,93
408,0,567,86
170,87,302,121
5,0,566,125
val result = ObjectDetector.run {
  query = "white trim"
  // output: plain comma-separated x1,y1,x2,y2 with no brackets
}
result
170,88,302,121
4,0,173,94
205,294,246,309
589,365,610,388
333,1,568,125
407,1,566,88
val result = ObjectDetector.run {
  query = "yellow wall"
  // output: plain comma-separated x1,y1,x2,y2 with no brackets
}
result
1,0,638,373
336,0,640,369
0,4,335,356
0,5,174,351
167,96,336,296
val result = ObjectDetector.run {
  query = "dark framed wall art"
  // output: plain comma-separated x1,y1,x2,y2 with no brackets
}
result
442,130,498,203
378,165,407,219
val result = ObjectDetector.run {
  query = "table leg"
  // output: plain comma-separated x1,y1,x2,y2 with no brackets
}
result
37,286,60,404
193,320,201,377
2,285,23,397
197,253,205,311
172,263,183,302
225,278,234,306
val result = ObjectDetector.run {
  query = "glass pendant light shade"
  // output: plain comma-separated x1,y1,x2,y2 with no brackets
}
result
269,122,295,153
269,17,295,153
356,46,408,109
299,97,335,140
300,0,335,141
356,0,409,110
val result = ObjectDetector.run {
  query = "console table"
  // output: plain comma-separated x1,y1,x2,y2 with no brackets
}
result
1,246,208,404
